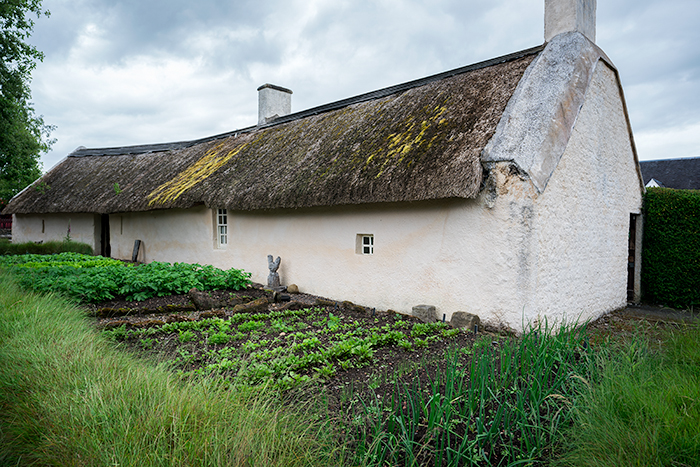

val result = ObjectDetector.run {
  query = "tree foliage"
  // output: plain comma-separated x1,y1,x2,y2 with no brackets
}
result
0,0,53,205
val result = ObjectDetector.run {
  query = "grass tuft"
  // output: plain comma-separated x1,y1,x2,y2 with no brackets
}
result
0,272,342,466
555,324,700,467
351,321,599,466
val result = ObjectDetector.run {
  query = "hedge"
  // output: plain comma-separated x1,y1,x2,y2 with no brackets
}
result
0,239,94,256
641,188,700,308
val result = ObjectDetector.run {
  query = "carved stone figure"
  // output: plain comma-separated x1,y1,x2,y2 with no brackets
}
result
267,255,281,288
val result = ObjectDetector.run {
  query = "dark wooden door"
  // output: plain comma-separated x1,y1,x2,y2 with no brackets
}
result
100,214,111,257
627,214,637,302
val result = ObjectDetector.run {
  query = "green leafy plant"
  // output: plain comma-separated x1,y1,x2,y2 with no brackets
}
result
178,330,196,343
0,253,251,303
207,332,230,345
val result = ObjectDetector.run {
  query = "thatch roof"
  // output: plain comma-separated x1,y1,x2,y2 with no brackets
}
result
5,46,541,215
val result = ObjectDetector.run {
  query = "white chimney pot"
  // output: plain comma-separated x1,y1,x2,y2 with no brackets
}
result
545,0,596,43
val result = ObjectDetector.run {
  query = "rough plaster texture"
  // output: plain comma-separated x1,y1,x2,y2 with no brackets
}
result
545,0,596,43
13,213,100,251
482,32,609,193
110,207,213,263
257,84,292,125
527,61,643,326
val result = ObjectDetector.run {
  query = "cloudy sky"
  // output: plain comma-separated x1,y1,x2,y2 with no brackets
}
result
27,0,700,171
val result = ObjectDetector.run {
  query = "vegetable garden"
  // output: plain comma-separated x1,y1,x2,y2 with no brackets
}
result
2,252,698,466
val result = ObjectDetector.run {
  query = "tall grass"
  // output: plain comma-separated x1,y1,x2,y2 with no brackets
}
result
0,238,94,255
556,324,700,466
0,272,342,466
352,323,597,466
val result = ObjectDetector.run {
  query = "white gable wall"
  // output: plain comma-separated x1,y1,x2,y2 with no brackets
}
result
530,61,643,326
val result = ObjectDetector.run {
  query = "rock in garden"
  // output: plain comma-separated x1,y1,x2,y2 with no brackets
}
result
279,300,306,311
232,297,270,314
287,284,299,294
199,309,226,319
412,304,438,323
450,312,481,331
314,298,336,307
188,288,224,310
342,300,366,313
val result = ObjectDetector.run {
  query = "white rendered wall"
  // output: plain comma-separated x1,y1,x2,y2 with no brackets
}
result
110,208,213,263
529,62,643,326
12,213,100,250
109,200,535,329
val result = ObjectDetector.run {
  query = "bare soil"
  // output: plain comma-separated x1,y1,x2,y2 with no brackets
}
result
85,287,698,426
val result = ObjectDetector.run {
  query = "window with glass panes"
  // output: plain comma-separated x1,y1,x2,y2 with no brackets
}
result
361,234,373,255
217,209,228,247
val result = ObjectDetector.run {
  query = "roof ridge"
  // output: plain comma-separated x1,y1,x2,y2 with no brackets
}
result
71,44,545,158
640,156,700,163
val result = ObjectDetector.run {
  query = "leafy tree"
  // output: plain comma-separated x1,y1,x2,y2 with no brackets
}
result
0,0,53,204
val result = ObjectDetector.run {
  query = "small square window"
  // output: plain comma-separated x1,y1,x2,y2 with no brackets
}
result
356,234,374,255
217,208,228,247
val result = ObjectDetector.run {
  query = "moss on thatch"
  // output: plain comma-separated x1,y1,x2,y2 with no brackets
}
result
5,51,537,215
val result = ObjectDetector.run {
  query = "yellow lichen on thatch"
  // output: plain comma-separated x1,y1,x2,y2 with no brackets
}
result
147,140,250,206
371,104,448,178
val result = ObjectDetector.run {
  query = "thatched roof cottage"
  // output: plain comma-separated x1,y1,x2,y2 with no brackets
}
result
5,0,644,330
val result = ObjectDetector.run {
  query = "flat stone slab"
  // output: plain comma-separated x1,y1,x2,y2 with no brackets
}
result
622,305,699,323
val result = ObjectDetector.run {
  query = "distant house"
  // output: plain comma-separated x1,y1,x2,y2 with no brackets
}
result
639,157,700,190
3,0,645,331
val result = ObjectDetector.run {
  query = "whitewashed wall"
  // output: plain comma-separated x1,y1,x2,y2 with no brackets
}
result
109,199,534,329
13,213,100,250
529,61,643,327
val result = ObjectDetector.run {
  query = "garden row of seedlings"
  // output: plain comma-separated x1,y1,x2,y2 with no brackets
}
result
100,293,460,391
101,291,597,465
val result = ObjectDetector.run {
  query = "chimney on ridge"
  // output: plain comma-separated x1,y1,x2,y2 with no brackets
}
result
545,0,596,43
257,83,292,125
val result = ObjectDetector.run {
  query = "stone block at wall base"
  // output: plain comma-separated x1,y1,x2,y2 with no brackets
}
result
412,304,437,323
450,312,481,331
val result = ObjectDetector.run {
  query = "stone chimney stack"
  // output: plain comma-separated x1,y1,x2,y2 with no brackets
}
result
545,0,596,43
257,84,292,125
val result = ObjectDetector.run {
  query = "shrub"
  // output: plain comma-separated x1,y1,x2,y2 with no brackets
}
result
642,188,700,308
0,253,252,303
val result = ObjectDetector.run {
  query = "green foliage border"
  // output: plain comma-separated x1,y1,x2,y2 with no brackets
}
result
641,188,700,308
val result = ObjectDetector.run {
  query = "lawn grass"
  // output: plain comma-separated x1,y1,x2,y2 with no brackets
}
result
0,272,343,466
555,323,700,467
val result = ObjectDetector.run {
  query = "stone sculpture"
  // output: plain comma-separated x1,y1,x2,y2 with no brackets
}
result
267,255,281,288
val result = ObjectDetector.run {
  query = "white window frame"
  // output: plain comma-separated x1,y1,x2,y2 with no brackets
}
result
356,234,374,255
216,208,228,248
